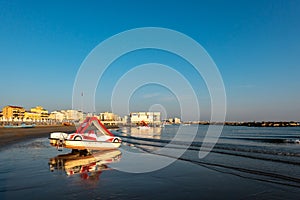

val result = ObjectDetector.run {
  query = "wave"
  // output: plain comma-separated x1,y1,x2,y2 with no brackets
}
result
115,133,300,166
138,146,300,188
224,137,300,144
116,133,300,155
116,133,300,188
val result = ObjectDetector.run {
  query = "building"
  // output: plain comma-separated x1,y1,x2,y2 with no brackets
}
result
62,110,84,121
123,115,129,124
23,111,40,121
48,110,84,122
49,111,65,122
2,105,25,120
0,111,3,122
130,112,161,125
23,106,49,121
174,117,181,124
167,117,181,124
30,106,49,119
99,112,121,121
99,112,122,126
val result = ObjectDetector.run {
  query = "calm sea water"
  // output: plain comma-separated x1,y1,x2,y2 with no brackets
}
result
0,125,299,199
118,126,300,187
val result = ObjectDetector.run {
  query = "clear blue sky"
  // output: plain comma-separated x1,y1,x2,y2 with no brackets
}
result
0,0,299,121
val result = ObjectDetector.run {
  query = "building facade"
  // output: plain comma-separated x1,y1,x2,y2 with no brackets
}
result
23,106,49,121
30,106,49,119
167,117,181,124
49,111,65,122
98,112,123,126
62,110,84,121
2,105,25,120
99,112,121,121
130,112,161,125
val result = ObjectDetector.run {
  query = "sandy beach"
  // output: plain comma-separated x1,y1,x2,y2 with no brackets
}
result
0,126,299,199
0,126,76,148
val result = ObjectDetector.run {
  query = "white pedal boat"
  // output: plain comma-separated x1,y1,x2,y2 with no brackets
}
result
49,117,122,151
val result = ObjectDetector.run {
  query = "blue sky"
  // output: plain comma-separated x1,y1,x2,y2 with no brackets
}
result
0,0,299,121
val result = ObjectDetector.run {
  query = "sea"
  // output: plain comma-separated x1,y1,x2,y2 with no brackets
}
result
0,125,299,199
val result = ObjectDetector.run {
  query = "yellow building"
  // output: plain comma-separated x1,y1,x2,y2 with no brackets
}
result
23,106,49,121
2,105,25,120
30,106,49,119
23,112,40,121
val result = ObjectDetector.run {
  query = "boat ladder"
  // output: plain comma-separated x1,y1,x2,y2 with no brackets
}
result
56,134,65,151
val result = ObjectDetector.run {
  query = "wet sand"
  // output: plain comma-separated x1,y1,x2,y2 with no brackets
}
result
0,126,299,199
0,126,76,149
1,137,299,199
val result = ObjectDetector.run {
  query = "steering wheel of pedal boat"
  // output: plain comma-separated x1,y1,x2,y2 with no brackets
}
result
113,138,120,143
74,136,82,141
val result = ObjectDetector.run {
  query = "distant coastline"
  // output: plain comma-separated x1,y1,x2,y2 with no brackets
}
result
189,121,300,127
1,121,299,128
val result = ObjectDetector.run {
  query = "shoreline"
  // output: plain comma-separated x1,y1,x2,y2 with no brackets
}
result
0,125,76,149
0,124,119,149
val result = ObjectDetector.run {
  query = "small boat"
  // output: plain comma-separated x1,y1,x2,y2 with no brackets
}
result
137,120,151,129
4,123,35,128
49,117,122,151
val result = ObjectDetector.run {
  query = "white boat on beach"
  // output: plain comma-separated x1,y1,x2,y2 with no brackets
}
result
49,117,122,151
63,139,121,150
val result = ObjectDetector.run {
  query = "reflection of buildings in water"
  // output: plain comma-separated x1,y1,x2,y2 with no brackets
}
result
121,127,162,139
49,149,121,181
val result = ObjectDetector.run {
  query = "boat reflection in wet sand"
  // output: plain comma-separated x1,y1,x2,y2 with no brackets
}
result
49,149,121,179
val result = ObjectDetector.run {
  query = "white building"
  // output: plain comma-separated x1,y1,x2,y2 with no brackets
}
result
49,110,84,122
98,112,124,126
62,110,84,121
167,117,181,124
99,112,121,121
130,112,161,125
174,117,181,124
49,111,65,122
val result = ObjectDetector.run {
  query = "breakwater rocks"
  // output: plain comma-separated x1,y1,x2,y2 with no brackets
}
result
225,121,300,127
189,121,300,127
